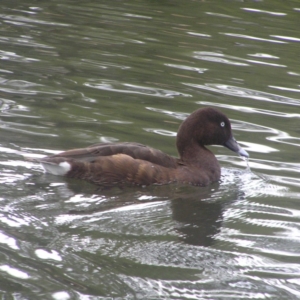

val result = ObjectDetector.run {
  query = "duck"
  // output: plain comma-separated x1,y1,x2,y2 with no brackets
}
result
39,107,249,187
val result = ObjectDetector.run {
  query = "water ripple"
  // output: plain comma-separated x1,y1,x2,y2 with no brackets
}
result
269,86,300,93
0,50,39,63
81,59,131,70
270,35,300,42
193,52,249,66
0,265,29,280
0,12,69,27
193,51,286,67
144,128,176,137
165,63,207,74
85,80,191,98
198,101,300,119
221,33,287,44
0,231,19,250
146,107,188,120
0,36,54,49
206,12,239,19
241,8,287,16
187,83,300,106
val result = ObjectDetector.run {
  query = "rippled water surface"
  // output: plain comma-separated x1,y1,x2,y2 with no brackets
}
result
1,0,300,299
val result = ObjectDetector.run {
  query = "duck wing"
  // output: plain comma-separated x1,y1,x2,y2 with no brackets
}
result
39,142,180,186
43,142,178,168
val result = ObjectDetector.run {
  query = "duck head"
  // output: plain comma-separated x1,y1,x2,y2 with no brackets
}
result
176,107,249,159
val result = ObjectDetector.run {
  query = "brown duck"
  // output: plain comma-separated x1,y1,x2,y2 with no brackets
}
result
39,107,249,187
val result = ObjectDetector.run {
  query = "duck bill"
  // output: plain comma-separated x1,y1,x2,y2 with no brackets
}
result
224,136,249,158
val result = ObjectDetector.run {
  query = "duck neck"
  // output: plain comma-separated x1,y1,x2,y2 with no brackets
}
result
178,141,218,168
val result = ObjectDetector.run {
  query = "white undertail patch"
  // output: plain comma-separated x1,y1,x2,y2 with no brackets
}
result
41,161,71,176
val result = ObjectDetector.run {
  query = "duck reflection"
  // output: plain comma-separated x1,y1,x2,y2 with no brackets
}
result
61,179,230,247
171,190,223,246
140,183,227,247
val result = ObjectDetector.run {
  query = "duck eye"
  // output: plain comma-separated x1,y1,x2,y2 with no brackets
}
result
220,121,225,127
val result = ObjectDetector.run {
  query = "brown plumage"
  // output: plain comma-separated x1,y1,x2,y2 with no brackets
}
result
39,107,249,187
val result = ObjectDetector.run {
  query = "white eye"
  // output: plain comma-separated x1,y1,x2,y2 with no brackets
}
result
220,121,225,127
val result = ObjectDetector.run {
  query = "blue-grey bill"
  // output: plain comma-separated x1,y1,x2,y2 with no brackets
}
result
224,136,249,158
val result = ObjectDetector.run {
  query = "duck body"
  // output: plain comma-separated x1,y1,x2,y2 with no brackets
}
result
40,107,249,187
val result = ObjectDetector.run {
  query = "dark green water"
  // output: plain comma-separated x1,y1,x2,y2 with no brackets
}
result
1,0,300,299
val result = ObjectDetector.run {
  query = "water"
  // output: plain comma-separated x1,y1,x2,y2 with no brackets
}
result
1,0,300,299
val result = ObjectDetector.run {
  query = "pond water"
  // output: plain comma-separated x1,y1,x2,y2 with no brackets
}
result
1,0,300,299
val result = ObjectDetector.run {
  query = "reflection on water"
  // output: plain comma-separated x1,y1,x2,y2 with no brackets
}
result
1,0,300,299
189,83,300,105
85,80,192,98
